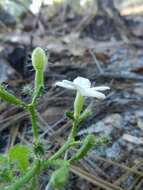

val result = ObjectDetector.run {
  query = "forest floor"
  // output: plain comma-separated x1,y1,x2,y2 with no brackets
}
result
1,2,143,190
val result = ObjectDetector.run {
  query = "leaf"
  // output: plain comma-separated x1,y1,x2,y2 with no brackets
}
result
79,108,92,123
50,166,69,189
0,85,23,106
71,134,95,161
8,145,31,173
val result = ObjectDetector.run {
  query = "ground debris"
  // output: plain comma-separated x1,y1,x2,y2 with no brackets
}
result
122,134,143,145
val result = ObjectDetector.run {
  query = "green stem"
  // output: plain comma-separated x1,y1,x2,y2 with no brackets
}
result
3,141,72,189
35,69,44,95
49,140,72,161
32,70,43,105
74,92,84,119
70,91,84,140
69,121,77,140
28,104,39,145
29,175,39,190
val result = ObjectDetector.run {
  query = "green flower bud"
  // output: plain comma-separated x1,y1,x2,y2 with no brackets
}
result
32,47,47,71
71,134,95,162
31,47,48,95
74,92,84,119
0,85,23,106
50,166,69,188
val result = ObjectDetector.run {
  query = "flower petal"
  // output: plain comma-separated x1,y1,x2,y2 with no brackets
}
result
63,81,86,95
73,77,91,88
63,80,75,86
81,89,106,99
54,81,75,90
63,80,82,91
92,86,110,91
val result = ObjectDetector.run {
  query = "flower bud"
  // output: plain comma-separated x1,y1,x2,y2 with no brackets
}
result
32,47,48,95
32,47,47,71
50,166,69,188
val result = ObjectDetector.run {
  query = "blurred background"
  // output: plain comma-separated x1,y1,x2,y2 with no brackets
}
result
1,0,143,190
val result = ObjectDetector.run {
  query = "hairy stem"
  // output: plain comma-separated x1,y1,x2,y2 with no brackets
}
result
69,121,77,140
28,104,39,145
49,140,72,161
35,70,44,95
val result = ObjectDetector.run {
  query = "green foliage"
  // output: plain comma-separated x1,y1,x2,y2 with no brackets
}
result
78,108,92,124
0,86,23,106
0,154,12,184
8,145,31,173
70,134,95,161
49,166,69,188
0,47,108,190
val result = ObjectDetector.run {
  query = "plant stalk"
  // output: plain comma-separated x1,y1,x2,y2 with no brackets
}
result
28,104,39,145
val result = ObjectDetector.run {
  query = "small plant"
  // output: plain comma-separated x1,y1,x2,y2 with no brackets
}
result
0,47,110,190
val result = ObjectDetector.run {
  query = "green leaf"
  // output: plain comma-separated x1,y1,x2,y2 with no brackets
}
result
50,166,69,189
8,145,31,173
79,108,92,123
70,134,95,162
0,85,23,106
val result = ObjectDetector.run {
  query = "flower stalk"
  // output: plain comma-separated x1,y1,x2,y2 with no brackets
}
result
34,69,44,96
27,104,39,145
74,91,84,119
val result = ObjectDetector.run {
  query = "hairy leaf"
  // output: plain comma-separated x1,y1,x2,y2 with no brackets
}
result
8,145,31,173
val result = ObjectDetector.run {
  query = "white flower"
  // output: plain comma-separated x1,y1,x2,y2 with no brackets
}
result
55,76,110,99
